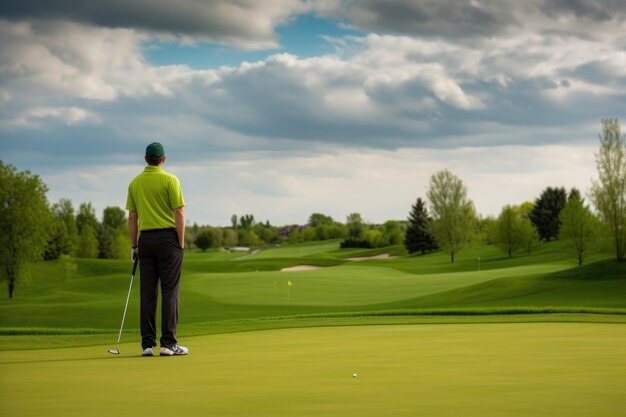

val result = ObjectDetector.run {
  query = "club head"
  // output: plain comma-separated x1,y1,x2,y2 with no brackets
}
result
108,349,120,355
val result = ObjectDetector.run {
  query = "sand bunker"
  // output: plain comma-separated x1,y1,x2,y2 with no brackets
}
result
280,265,324,272
346,253,398,261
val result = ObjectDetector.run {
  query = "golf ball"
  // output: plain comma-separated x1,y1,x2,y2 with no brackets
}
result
352,373,357,378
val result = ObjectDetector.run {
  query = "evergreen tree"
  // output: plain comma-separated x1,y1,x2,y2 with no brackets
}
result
404,198,437,254
97,226,115,259
43,219,70,260
529,186,567,241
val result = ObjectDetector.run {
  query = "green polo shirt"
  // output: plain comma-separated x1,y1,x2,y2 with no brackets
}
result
126,165,185,231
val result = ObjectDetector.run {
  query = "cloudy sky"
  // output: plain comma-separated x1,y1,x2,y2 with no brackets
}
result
1,0,625,226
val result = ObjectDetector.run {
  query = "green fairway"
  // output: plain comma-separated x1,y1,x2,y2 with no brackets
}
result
1,239,626,334
2,240,626,416
186,263,570,307
2,323,626,417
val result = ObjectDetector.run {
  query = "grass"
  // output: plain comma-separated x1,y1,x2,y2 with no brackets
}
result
2,323,626,417
2,239,626,335
2,240,626,416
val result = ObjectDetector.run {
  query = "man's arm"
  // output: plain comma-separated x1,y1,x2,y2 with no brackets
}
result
174,206,185,249
128,211,139,247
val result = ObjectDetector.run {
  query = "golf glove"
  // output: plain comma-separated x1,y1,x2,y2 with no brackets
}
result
131,246,139,262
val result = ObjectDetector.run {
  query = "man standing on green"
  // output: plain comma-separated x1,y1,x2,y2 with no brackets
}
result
126,142,188,357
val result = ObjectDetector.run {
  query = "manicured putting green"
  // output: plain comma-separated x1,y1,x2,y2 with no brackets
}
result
185,263,570,307
2,323,625,417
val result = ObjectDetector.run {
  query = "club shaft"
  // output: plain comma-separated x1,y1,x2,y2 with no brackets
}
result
115,260,138,345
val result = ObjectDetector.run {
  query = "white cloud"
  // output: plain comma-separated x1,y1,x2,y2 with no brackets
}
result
27,106,101,125
1,5,624,226
312,0,626,42
0,0,309,50
0,20,138,101
41,143,598,226
2,18,624,146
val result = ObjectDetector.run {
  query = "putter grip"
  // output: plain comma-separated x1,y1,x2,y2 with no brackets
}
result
131,259,139,276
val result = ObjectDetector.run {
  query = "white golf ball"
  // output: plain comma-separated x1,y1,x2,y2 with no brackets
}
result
352,373,357,378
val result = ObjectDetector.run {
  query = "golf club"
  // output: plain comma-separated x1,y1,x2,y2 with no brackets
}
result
108,258,138,355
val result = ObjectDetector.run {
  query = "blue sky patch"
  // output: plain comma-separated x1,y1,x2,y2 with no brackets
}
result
144,14,362,69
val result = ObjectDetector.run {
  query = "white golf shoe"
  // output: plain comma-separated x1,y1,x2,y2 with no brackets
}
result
159,345,189,356
142,347,154,357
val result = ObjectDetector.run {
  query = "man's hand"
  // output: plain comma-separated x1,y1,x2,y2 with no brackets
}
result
131,246,139,262
174,206,185,251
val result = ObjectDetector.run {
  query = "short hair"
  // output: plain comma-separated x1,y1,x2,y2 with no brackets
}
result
146,156,164,166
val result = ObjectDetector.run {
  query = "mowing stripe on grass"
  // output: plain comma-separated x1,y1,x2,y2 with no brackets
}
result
1,323,626,417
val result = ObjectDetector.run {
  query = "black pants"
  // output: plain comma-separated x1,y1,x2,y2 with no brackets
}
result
138,229,184,349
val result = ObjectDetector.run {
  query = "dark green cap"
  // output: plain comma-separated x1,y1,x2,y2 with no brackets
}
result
145,142,165,158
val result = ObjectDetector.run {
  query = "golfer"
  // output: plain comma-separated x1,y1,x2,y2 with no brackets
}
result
126,142,188,356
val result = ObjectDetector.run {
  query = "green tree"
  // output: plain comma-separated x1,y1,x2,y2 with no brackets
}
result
404,197,438,254
517,201,539,254
560,195,598,266
76,202,99,232
287,227,301,244
328,223,348,239
76,224,99,258
97,226,115,259
54,198,78,254
43,219,70,260
239,214,255,230
308,213,334,227
102,206,126,230
314,223,330,240
529,187,567,241
589,119,626,262
346,213,365,240
0,162,53,298
195,230,213,251
519,216,539,255
364,229,385,248
112,228,129,259
45,198,79,259
98,207,127,259
427,170,477,263
495,205,526,258
239,229,262,248
382,220,404,246
300,226,317,242
222,229,239,247
254,223,279,244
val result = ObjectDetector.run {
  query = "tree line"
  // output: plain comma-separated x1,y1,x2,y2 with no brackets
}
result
190,212,403,252
403,119,622,268
1,119,624,297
